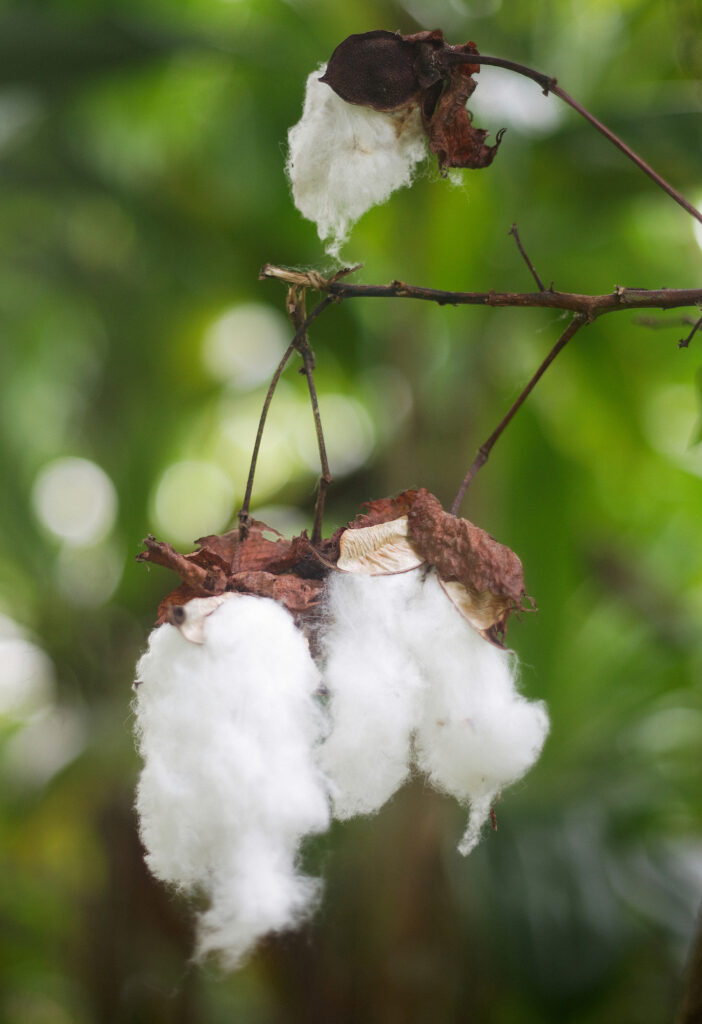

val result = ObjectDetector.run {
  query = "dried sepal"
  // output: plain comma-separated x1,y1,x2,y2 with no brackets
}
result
337,516,424,574
423,54,505,170
139,523,327,637
407,489,528,639
348,489,419,530
166,594,232,645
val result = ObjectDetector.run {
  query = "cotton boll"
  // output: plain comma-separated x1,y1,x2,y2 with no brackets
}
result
133,594,330,967
411,573,549,855
318,571,426,818
286,66,427,256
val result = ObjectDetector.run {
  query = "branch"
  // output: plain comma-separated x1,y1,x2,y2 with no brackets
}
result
679,315,702,349
286,287,333,546
237,294,336,530
450,314,587,514
261,266,702,319
509,223,546,292
445,51,702,227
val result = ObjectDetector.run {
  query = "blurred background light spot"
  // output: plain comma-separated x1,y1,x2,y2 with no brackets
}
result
471,67,561,135
213,383,304,500
643,384,702,476
294,394,375,476
65,197,136,272
3,706,86,788
31,457,118,547
0,89,42,154
4,991,76,1024
248,504,311,538
55,542,124,608
150,460,235,545
361,366,414,440
632,705,702,756
202,302,289,390
0,615,55,720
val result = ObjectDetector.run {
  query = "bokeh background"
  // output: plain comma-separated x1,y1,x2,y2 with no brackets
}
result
1,1,701,1021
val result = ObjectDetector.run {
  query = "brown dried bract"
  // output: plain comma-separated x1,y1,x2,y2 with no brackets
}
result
140,487,530,643
139,524,327,636
407,489,529,639
423,51,505,170
348,489,418,529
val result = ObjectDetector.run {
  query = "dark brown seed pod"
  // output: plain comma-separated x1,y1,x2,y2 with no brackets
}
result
319,30,424,112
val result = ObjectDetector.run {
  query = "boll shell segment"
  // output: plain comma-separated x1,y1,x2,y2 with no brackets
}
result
133,593,330,969
319,514,549,854
286,65,427,257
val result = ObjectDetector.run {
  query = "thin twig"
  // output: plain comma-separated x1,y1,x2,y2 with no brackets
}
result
260,266,702,318
633,314,698,329
450,314,587,514
509,223,546,291
679,314,702,349
237,294,335,530
445,51,702,227
287,287,333,546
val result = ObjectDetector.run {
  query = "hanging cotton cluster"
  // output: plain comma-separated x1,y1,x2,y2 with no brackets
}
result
133,594,329,969
286,65,427,257
319,513,549,855
135,488,548,964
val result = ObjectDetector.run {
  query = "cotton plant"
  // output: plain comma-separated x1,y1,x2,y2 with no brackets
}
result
134,27,548,972
135,491,548,967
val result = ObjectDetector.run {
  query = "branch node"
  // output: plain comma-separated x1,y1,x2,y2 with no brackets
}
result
678,315,702,349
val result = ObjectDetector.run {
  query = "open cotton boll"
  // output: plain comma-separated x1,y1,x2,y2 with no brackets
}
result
318,571,426,818
133,594,330,968
286,66,427,256
411,573,549,855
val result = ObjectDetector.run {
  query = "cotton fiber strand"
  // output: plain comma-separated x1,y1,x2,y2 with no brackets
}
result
411,573,549,855
133,595,330,968
318,571,426,818
286,66,427,256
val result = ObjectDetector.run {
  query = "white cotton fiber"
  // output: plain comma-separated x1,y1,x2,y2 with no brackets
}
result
286,66,427,256
318,571,426,818
411,573,549,855
133,594,330,969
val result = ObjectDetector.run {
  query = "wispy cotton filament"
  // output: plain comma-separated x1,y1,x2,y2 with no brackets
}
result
133,595,329,969
286,66,427,256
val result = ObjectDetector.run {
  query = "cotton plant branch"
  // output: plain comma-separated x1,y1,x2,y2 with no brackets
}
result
443,50,702,227
450,314,587,514
260,266,702,320
286,286,333,545
260,262,702,515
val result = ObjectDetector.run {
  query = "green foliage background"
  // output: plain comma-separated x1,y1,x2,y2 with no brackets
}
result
1,1,701,1021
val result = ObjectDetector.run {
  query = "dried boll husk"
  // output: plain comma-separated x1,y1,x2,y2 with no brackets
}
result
336,516,423,574
319,29,504,172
